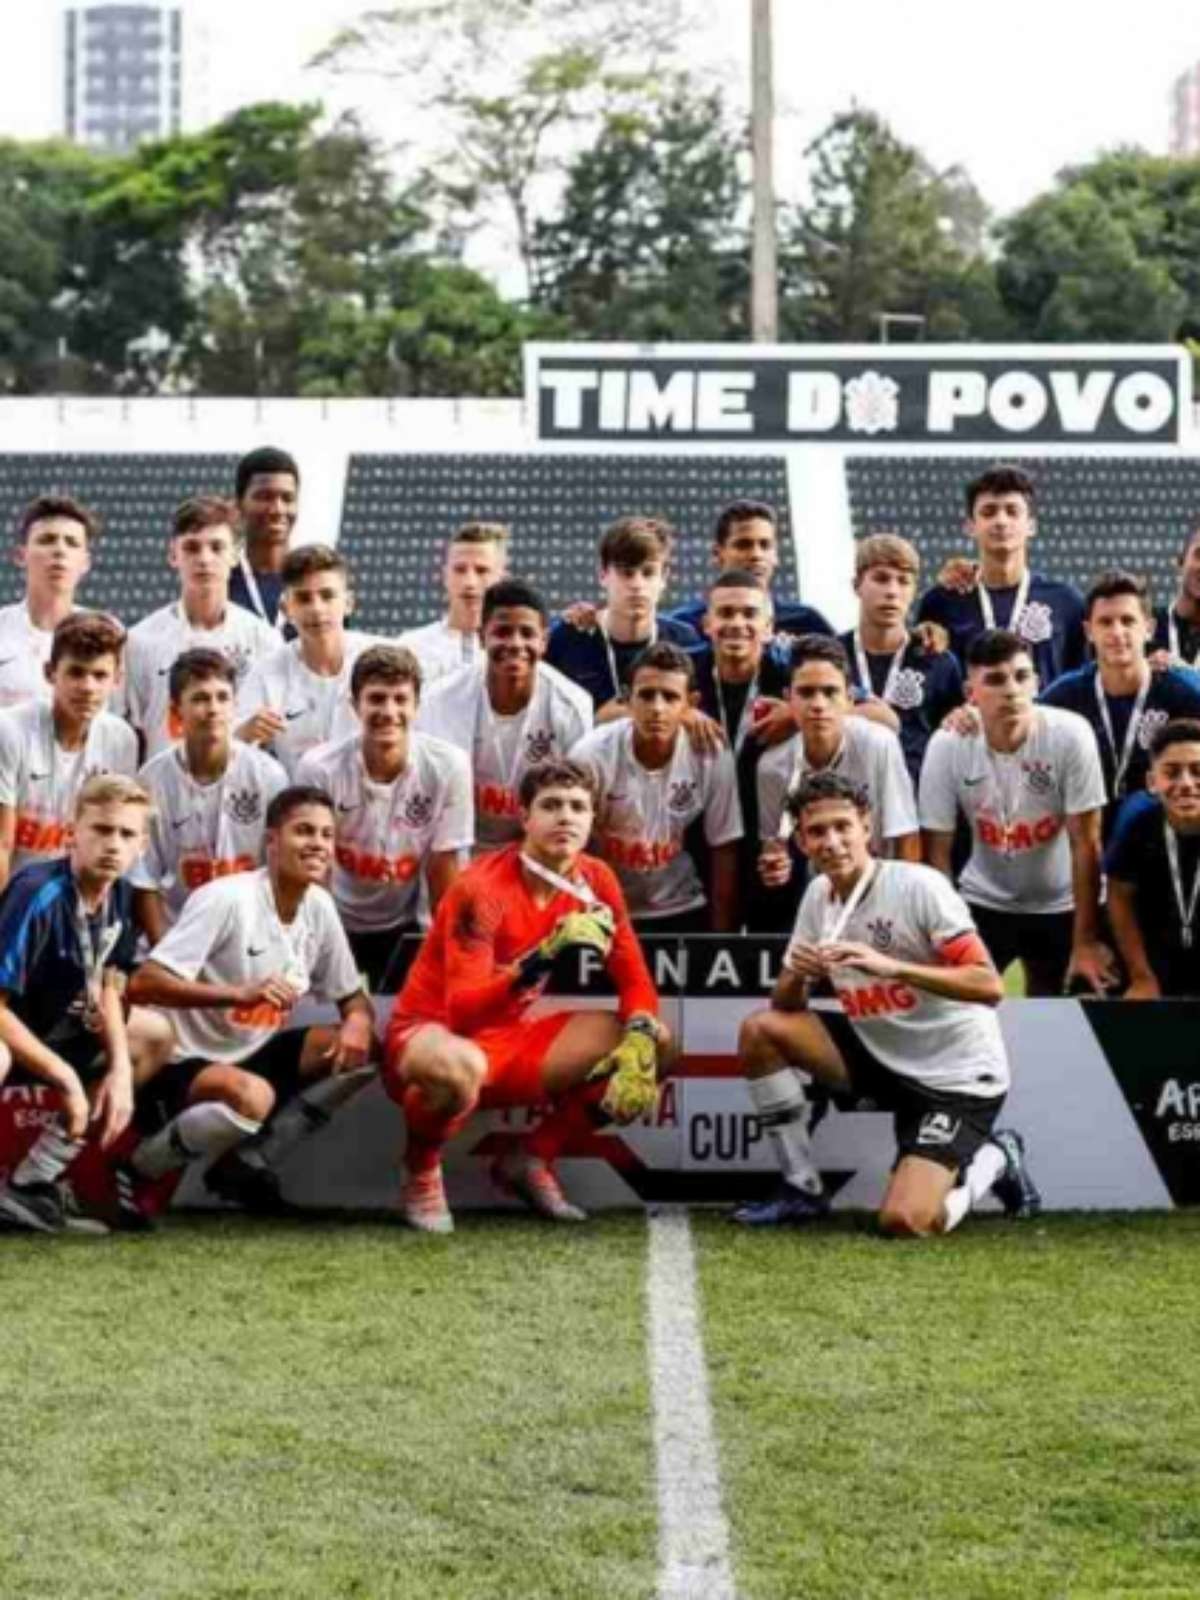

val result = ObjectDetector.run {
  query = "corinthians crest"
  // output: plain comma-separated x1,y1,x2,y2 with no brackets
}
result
402,792,435,829
222,643,253,682
1138,709,1169,749
1022,760,1054,795
525,728,556,762
888,668,926,711
1017,601,1054,645
866,916,894,951
226,787,263,825
668,779,697,814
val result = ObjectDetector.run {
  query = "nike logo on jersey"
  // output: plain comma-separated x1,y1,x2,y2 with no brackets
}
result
0,656,16,668
29,771,49,782
285,709,306,722
157,667,171,676
337,802,360,813
964,776,986,787
248,944,267,957
170,816,189,829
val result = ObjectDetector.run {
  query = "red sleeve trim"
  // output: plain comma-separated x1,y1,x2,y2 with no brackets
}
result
937,931,990,968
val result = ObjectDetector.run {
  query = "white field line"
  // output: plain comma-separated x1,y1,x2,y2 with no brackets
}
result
647,1206,738,1600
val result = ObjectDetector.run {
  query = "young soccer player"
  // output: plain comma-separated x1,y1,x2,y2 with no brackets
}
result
1105,720,1200,998
0,494,95,710
296,645,472,989
840,533,964,785
0,777,175,1235
383,759,668,1234
668,499,834,639
417,578,592,852
236,544,381,777
919,629,1112,996
732,771,1038,1234
0,613,137,892
228,446,299,631
756,637,919,895
547,516,701,715
916,465,1086,684
1151,525,1200,667
122,496,277,760
571,642,743,931
1041,570,1200,830
132,649,288,943
125,786,376,1217
399,521,509,685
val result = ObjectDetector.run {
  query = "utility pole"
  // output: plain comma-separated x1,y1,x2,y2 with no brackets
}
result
750,0,778,342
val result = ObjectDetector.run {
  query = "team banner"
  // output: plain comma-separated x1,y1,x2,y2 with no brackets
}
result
525,343,1192,446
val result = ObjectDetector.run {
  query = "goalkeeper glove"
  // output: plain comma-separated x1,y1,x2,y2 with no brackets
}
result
515,905,616,990
589,1013,661,1124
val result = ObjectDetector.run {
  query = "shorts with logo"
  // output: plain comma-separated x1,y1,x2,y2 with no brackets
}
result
825,1013,1005,1174
387,1010,577,1106
136,1027,311,1130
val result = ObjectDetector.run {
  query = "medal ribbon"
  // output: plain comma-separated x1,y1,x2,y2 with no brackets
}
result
978,570,1031,635
1164,822,1200,951
1093,670,1150,798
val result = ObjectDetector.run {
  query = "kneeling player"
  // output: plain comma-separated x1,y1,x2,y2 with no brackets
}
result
0,777,175,1234
383,759,670,1233
734,772,1039,1235
124,786,376,1218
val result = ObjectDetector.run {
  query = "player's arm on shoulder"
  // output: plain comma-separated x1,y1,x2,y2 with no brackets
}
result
595,697,631,724
849,695,900,733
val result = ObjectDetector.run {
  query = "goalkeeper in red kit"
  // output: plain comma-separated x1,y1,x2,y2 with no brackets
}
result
384,758,671,1233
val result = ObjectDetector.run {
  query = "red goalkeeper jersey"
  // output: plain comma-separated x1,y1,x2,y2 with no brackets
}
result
392,843,658,1039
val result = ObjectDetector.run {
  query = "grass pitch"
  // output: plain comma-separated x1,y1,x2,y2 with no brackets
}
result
4,1211,1200,1599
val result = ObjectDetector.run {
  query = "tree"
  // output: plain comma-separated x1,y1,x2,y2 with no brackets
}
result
311,0,691,293
533,76,748,340
782,109,1006,342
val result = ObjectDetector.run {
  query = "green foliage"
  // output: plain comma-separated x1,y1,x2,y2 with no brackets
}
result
533,76,748,340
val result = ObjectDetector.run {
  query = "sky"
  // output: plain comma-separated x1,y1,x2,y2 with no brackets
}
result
4,1,1199,229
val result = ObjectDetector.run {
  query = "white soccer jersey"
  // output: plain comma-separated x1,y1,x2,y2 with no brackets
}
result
236,633,383,778
0,700,138,872
149,866,362,1065
0,603,71,710
918,705,1106,914
571,720,743,919
121,601,277,760
398,617,484,687
131,741,289,925
757,718,918,849
416,662,593,851
790,860,1010,1096
296,731,473,932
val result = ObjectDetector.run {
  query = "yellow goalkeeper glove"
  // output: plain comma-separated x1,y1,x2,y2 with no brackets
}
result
589,1013,661,1124
515,905,616,989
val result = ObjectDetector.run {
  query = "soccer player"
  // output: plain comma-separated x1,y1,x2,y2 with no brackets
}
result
236,544,381,778
919,629,1111,996
668,499,834,639
0,613,137,892
756,637,919,896
132,649,288,943
916,465,1086,684
732,771,1038,1235
417,578,592,852
1041,570,1200,830
398,520,509,686
383,758,668,1233
1151,524,1200,667
0,777,175,1235
571,642,743,931
840,533,964,785
296,644,472,989
546,516,701,715
0,494,96,710
1105,720,1200,998
228,446,299,631
124,786,376,1217
121,496,277,761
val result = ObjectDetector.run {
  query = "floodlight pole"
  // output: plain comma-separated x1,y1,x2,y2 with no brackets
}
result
750,0,778,343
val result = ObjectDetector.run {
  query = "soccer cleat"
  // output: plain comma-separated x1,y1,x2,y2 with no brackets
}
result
57,1180,110,1236
0,1179,68,1234
204,1152,302,1217
730,1181,831,1228
401,1166,454,1235
112,1162,159,1233
990,1129,1042,1220
491,1148,588,1224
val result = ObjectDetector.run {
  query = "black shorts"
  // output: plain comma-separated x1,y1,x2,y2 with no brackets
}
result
347,927,418,994
969,904,1073,993
824,1012,1005,1175
136,1028,311,1129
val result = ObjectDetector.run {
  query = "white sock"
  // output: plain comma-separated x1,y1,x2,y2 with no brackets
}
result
13,1120,85,1187
132,1103,261,1179
250,1068,375,1170
747,1069,824,1195
940,1143,1007,1233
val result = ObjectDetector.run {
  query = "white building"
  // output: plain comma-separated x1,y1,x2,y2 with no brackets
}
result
62,3,205,153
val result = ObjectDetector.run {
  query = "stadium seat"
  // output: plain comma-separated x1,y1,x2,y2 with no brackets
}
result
844,455,1200,602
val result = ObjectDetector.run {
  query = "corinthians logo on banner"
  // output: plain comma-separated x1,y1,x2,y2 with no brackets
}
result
525,343,1192,446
